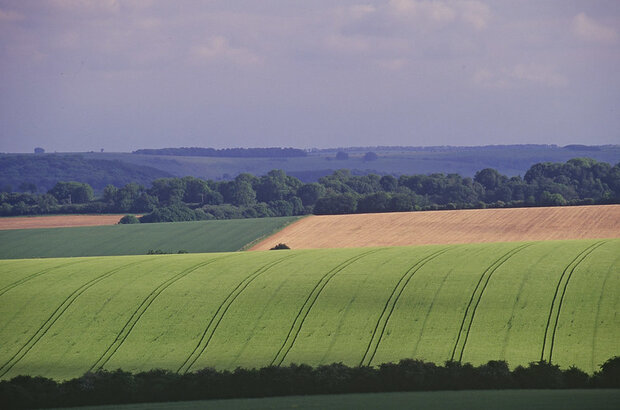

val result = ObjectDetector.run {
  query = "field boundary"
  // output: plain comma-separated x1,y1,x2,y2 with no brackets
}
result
177,254,298,374
360,247,451,366
271,249,383,366
451,243,531,362
89,257,228,372
0,260,146,378
237,216,306,251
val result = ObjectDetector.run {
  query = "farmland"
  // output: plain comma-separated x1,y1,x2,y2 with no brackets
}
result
0,238,618,380
0,214,131,230
0,217,299,259
250,205,620,250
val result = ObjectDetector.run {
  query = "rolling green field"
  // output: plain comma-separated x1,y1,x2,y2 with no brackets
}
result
53,390,620,410
0,239,618,380
0,217,300,259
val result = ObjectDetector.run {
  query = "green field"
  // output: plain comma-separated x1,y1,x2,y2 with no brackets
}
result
0,217,300,259
53,390,620,410
1,239,618,380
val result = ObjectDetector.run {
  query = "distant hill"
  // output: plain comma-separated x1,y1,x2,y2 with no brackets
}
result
0,155,173,193
132,147,307,157
84,144,620,181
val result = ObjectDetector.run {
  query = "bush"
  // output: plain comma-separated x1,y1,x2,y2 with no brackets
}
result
270,243,291,250
118,215,139,224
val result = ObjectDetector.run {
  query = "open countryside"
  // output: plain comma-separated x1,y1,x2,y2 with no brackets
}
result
1,238,618,381
0,217,299,259
251,205,620,250
0,215,130,230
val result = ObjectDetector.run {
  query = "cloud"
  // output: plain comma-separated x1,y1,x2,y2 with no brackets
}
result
474,64,567,89
386,0,490,29
512,63,567,88
49,0,120,14
190,36,262,66
458,1,491,30
388,0,456,25
573,13,617,43
0,8,23,21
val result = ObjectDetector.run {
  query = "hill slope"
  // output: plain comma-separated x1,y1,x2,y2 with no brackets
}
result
0,239,618,380
0,217,299,258
0,154,173,192
250,205,620,250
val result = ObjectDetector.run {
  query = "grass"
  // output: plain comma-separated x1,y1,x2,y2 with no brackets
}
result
52,390,620,410
0,239,618,380
0,217,300,258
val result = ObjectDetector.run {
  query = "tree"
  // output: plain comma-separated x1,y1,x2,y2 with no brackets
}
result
118,215,140,224
357,192,390,213
314,193,357,214
48,181,94,204
18,182,37,193
380,175,398,192
297,183,326,206
335,151,349,160
363,152,378,161
34,147,45,154
474,168,505,191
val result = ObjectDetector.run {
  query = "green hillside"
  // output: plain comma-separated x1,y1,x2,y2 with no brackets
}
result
0,217,300,258
0,239,618,380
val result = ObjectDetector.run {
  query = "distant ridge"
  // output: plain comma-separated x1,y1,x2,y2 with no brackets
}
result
132,147,307,158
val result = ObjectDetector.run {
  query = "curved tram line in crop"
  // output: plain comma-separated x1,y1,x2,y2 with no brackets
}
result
451,243,532,362
89,256,235,372
177,253,299,374
270,249,384,367
540,240,607,364
0,259,89,298
0,259,147,378
360,247,451,367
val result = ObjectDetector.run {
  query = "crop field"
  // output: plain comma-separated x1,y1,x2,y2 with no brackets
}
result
0,238,617,381
250,205,620,250
0,214,130,230
0,217,299,259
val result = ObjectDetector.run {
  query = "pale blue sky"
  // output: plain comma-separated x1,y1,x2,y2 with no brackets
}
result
0,0,619,152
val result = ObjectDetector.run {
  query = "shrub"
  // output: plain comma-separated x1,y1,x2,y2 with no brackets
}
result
118,215,139,224
270,243,291,250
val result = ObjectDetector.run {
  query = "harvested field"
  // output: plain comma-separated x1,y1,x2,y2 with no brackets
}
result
250,205,620,250
0,215,130,230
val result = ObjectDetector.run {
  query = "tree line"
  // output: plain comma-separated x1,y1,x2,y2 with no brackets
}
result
0,158,618,221
1,357,618,409
132,147,307,157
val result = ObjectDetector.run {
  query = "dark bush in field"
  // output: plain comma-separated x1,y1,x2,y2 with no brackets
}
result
118,215,139,224
270,243,290,250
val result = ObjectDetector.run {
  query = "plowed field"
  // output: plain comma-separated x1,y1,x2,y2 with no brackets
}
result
0,215,129,230
250,205,620,250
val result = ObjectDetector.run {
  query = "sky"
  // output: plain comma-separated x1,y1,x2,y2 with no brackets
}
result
0,0,619,153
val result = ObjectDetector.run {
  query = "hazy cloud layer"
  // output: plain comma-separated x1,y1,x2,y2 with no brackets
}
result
0,0,618,152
